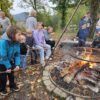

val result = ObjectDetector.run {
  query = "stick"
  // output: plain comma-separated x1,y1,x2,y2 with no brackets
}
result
45,0,82,67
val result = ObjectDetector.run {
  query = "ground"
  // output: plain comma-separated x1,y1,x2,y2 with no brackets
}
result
0,47,65,100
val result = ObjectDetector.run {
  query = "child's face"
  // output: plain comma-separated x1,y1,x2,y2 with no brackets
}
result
37,23,43,30
48,28,53,33
15,31,21,42
20,35,26,43
27,33,32,37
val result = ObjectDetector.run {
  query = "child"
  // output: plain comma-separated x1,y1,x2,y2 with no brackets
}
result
43,26,55,50
92,29,100,48
26,29,38,64
0,25,21,96
20,35,27,70
32,22,51,66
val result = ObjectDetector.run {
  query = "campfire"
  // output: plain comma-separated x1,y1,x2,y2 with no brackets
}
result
50,47,100,99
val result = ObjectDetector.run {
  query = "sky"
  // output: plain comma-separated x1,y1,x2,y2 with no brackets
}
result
10,0,55,15
10,0,31,15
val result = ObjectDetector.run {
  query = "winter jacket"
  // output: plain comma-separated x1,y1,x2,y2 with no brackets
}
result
0,33,20,69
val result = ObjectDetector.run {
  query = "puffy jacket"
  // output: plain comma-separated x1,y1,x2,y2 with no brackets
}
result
0,33,20,69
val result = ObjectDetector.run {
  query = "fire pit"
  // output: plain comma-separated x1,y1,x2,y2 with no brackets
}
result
49,47,100,100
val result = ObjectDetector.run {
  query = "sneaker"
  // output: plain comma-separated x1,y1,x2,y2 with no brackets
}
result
10,86,20,92
0,90,8,96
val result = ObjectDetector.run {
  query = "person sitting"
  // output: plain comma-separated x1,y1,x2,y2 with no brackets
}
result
0,25,21,96
92,29,100,48
26,29,38,64
20,35,28,70
32,22,51,66
43,26,55,50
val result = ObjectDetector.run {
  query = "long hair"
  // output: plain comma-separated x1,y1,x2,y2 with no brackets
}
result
6,25,20,42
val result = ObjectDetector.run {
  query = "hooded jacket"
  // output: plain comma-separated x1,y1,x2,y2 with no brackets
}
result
0,33,20,69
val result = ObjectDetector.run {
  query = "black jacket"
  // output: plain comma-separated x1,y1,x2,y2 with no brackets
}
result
20,43,27,55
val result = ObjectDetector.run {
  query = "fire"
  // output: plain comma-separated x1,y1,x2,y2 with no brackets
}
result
80,48,96,69
61,48,97,76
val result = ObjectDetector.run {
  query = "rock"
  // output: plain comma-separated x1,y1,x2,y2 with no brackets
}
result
43,71,50,76
53,87,67,98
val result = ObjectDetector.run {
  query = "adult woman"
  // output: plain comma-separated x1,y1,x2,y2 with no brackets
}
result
0,25,21,96
26,9,37,31
77,12,92,46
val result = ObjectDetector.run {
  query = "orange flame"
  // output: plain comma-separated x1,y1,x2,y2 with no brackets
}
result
80,48,96,69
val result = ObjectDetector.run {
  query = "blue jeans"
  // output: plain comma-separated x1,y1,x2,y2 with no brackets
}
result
35,44,51,64
20,55,27,69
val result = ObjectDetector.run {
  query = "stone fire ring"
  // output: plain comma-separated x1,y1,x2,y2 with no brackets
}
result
42,62,99,100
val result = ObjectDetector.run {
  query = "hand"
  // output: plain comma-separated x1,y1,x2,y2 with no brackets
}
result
76,37,79,40
6,69,11,73
32,46,35,49
82,24,87,29
14,66,20,72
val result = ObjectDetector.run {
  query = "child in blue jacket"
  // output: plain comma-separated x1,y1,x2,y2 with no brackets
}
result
0,25,21,96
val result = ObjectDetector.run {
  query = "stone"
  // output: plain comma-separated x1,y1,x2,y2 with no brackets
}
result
46,84,56,92
43,71,50,76
76,97,84,100
43,80,52,86
54,87,67,98
42,76,49,81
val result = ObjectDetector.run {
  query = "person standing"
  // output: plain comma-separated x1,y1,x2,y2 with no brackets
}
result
0,11,11,34
77,12,92,46
26,9,37,31
0,25,21,96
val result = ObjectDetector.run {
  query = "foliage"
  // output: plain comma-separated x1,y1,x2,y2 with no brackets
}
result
0,0,13,17
18,0,46,11
37,11,60,31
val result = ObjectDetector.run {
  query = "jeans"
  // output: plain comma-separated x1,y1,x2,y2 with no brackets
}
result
20,55,27,69
35,44,51,64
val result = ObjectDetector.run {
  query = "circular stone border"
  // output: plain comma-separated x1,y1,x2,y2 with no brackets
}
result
42,62,86,100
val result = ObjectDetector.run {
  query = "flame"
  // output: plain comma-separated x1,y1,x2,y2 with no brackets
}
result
79,48,96,69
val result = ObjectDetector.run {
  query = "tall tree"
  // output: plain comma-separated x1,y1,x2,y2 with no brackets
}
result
50,0,68,29
18,0,45,11
50,0,100,36
0,0,13,16
90,0,100,37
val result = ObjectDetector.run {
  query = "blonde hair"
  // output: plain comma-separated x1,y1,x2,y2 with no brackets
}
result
20,35,26,43
29,9,37,16
26,29,32,34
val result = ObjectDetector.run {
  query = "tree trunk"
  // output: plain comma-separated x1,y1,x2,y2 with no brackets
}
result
61,0,67,29
34,0,37,11
89,0,100,38
61,9,66,29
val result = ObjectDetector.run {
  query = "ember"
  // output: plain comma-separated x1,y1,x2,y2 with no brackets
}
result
50,47,100,99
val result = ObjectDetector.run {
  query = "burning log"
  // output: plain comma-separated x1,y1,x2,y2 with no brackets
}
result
76,71,100,92
68,63,89,83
